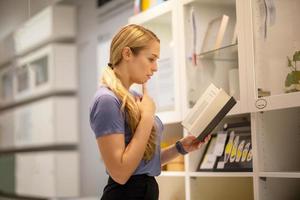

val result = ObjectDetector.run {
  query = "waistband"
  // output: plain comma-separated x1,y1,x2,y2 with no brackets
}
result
108,174,154,184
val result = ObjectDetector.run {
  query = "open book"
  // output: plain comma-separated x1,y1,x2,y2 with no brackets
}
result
182,83,237,141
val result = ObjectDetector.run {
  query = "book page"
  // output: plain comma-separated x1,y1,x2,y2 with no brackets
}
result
182,84,219,128
190,90,229,135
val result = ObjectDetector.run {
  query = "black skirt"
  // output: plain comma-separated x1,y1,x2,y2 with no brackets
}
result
101,174,159,200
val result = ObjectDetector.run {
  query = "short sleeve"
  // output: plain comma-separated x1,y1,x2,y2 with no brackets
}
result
155,116,164,133
89,95,125,138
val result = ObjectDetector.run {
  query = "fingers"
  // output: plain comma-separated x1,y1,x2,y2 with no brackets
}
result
136,97,141,103
197,142,202,148
142,83,148,95
201,136,210,145
187,134,212,151
204,135,211,143
134,95,141,102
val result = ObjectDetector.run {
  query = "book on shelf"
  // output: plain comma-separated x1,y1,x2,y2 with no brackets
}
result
181,83,237,141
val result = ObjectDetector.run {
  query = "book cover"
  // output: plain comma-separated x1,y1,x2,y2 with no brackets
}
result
182,83,236,141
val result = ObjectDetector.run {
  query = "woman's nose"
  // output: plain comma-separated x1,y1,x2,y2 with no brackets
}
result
152,62,158,72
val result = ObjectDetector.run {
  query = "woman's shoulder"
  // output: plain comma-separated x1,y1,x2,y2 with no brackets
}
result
93,85,121,104
89,86,124,122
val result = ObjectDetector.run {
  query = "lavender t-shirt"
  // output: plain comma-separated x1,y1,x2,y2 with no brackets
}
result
89,85,164,176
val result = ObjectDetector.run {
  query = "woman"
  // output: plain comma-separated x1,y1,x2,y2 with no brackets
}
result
89,24,210,200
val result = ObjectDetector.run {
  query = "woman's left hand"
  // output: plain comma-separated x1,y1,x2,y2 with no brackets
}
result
180,134,211,153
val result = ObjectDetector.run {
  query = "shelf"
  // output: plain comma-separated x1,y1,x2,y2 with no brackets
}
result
129,0,173,25
0,144,77,156
182,0,236,6
160,171,186,177
0,90,76,112
185,99,245,120
258,176,300,200
259,172,300,179
250,92,300,112
190,176,254,200
197,44,238,61
157,111,182,124
156,176,185,200
189,172,253,178
0,189,48,200
255,107,300,172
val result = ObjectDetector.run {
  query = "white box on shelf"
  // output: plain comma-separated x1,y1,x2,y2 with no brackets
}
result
16,151,79,197
0,109,15,149
13,5,75,55
14,44,77,102
14,97,78,147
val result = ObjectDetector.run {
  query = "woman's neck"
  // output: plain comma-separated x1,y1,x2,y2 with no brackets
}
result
113,65,132,90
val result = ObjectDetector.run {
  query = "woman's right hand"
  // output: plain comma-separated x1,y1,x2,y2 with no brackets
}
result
136,84,156,118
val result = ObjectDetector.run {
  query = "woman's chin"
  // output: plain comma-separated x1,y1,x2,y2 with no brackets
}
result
139,79,148,84
134,78,149,84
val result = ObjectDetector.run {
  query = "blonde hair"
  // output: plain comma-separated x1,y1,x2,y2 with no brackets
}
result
101,24,160,161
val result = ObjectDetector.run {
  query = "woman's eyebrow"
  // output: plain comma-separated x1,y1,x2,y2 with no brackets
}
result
151,53,159,59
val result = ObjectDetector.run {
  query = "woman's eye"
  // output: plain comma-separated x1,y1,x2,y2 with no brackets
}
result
148,58,155,62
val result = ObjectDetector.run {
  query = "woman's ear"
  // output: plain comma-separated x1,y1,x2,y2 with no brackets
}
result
122,47,132,61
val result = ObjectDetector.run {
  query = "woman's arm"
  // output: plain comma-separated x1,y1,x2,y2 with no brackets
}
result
161,143,181,166
97,113,154,185
161,134,211,166
97,84,155,185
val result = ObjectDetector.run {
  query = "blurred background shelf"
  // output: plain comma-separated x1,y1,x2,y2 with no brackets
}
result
189,172,253,178
259,172,300,179
160,171,186,177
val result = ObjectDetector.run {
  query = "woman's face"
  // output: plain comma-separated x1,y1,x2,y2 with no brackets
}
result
128,41,160,84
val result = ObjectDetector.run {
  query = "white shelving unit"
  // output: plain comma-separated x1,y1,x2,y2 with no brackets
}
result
259,172,300,179
129,0,182,124
13,5,76,56
13,43,77,104
0,4,79,199
13,97,78,148
180,0,246,117
243,0,300,112
129,0,300,200
16,151,79,197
